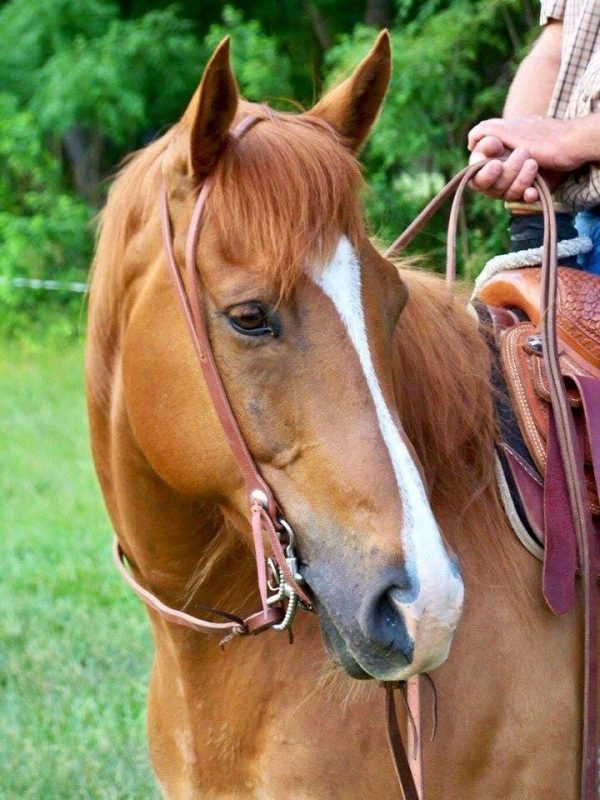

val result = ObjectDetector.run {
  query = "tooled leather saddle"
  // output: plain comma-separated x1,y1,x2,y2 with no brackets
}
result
476,266,600,610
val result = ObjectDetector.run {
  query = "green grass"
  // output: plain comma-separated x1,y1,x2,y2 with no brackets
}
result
0,337,160,799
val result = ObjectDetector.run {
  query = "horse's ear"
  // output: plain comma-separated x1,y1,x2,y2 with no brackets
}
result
185,36,239,179
309,30,391,152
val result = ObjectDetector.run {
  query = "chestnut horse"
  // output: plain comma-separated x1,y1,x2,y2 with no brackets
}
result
87,32,583,799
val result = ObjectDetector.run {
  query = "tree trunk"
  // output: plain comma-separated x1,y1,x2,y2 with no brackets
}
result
302,1,331,51
62,124,104,208
364,0,393,27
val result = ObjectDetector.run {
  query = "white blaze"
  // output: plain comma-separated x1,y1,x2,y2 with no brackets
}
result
314,237,463,672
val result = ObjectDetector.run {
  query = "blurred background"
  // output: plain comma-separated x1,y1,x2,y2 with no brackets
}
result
0,1,538,797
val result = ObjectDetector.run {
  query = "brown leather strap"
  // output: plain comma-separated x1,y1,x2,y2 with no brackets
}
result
384,167,472,261
159,116,311,612
112,115,311,644
406,675,424,798
113,539,285,634
536,180,598,800
543,409,578,614
159,118,277,517
384,684,421,800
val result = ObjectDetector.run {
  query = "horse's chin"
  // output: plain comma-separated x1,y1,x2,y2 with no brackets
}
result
318,612,373,680
317,605,440,682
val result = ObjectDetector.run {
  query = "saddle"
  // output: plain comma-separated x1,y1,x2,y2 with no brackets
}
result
476,267,600,588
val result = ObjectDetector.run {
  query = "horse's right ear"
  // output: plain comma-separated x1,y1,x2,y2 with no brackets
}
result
183,37,239,179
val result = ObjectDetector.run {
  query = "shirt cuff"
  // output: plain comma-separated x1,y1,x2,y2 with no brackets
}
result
540,0,565,24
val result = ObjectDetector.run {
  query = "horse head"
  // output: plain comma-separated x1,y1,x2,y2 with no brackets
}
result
115,32,464,683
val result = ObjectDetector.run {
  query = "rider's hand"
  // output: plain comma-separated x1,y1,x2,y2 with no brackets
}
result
468,135,539,203
468,116,583,171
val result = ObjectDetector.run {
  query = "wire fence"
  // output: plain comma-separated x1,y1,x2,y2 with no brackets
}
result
0,276,89,293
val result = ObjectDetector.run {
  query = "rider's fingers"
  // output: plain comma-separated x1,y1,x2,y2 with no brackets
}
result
504,158,539,201
470,159,504,192
468,120,503,151
470,135,505,159
481,147,531,197
523,186,539,203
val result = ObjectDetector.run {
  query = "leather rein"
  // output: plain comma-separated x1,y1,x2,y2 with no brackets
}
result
113,115,597,800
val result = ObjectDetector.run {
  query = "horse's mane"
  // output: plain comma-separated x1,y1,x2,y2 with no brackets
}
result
87,127,176,395
393,270,496,504
392,271,522,591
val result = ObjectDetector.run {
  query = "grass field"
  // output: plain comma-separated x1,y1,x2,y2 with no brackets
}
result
0,337,160,799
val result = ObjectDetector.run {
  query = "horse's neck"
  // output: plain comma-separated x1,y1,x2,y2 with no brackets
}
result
94,392,255,618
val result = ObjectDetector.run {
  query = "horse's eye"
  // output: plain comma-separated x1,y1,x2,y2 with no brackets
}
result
226,302,279,337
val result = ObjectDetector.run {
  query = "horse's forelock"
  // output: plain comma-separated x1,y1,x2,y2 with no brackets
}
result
204,112,365,297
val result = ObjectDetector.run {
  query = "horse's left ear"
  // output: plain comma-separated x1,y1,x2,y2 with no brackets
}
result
309,30,391,152
184,36,239,179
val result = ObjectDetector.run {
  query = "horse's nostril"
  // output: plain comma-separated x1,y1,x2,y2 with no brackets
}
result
377,592,414,659
387,582,419,606
358,572,416,664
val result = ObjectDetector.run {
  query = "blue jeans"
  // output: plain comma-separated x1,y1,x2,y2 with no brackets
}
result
574,210,600,275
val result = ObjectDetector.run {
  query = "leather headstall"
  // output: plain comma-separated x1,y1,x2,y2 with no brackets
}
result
114,114,313,643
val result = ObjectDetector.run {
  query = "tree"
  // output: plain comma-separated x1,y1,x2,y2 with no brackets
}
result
325,0,536,274
0,93,92,334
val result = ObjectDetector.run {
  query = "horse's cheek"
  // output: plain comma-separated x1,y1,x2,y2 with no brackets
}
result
120,285,241,499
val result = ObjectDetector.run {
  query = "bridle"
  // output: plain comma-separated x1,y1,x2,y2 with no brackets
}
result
114,114,313,640
113,113,597,800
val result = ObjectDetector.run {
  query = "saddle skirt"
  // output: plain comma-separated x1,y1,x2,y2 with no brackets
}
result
501,322,600,515
476,267,600,579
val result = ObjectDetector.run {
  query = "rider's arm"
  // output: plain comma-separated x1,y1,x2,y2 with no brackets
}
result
503,21,563,118
468,20,563,202
468,111,600,173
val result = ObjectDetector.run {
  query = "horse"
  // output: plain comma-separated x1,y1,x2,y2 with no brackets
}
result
86,31,583,799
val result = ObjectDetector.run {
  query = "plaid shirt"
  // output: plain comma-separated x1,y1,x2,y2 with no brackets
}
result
540,0,600,209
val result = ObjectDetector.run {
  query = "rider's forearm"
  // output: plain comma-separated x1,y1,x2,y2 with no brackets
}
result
503,21,563,118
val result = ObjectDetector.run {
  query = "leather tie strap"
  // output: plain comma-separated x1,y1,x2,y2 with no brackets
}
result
113,540,285,636
384,684,421,800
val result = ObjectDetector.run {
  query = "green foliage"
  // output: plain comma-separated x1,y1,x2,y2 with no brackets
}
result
0,0,117,103
326,0,534,272
32,8,200,142
0,0,539,332
0,1,294,333
0,93,92,336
